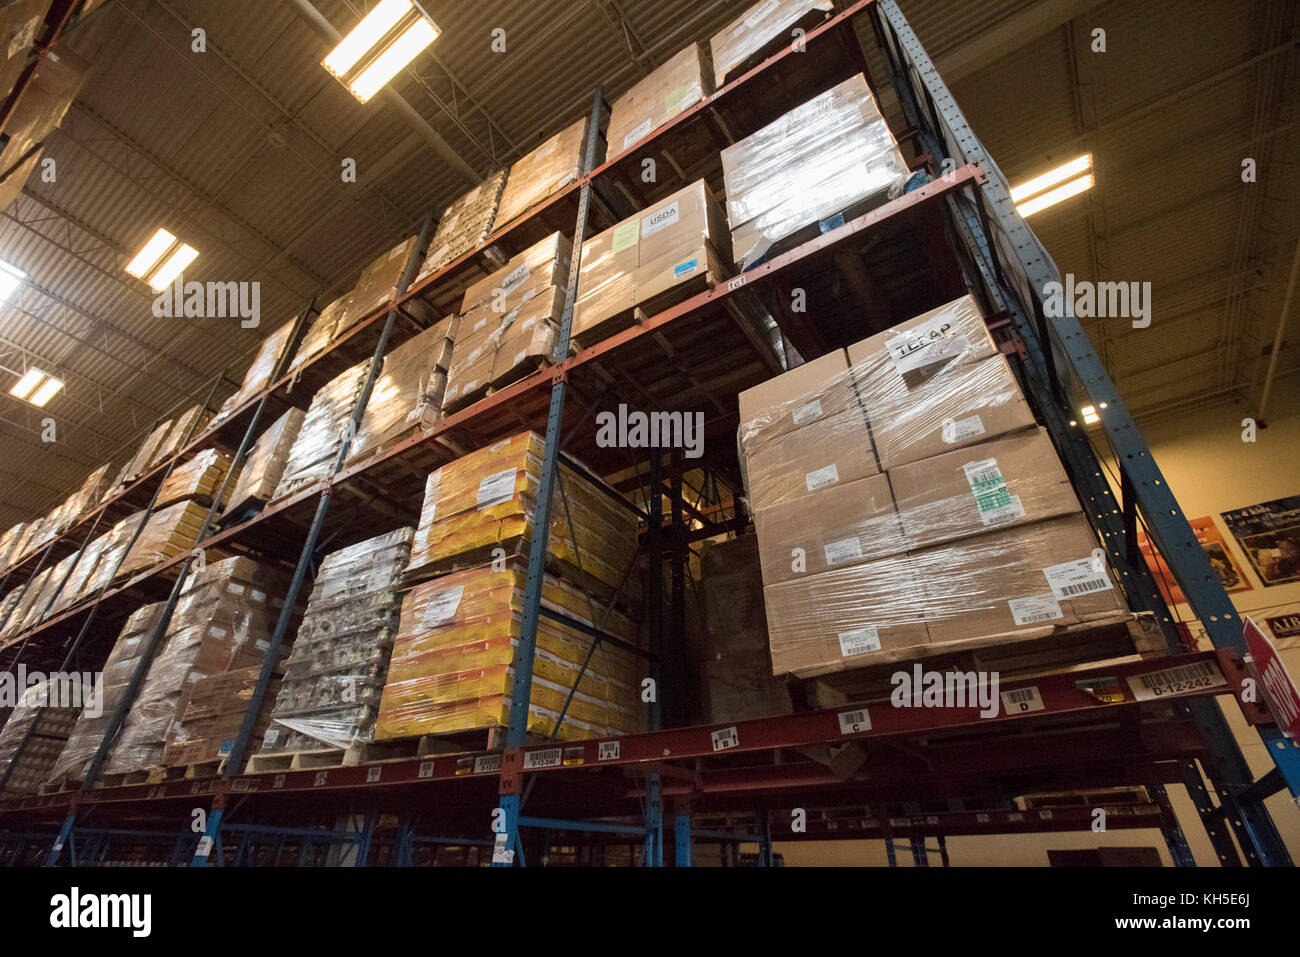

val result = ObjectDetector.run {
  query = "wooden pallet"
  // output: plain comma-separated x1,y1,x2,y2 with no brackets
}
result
243,737,420,774
93,767,165,790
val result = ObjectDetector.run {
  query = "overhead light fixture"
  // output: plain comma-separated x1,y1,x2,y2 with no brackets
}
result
322,0,440,104
125,228,200,292
1012,153,1094,217
1080,404,1101,425
0,259,26,303
9,367,63,407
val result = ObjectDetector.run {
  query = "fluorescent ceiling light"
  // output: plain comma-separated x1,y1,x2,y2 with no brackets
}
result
1016,173,1095,218
323,0,412,77
1080,404,1100,425
125,228,177,279
148,243,199,293
323,1,440,104
0,259,26,302
9,367,62,407
1010,154,1092,202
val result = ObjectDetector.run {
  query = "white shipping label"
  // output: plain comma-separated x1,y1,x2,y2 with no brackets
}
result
500,262,531,295
744,0,781,29
1007,593,1064,626
421,585,465,628
1041,558,1112,600
805,463,840,491
623,118,653,149
887,312,970,374
942,415,986,444
492,834,514,864
641,201,680,238
1128,660,1226,701
824,536,863,565
477,468,518,510
1000,685,1045,715
791,398,822,426
838,626,881,658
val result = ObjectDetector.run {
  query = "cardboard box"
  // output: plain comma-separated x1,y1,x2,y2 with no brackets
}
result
702,653,792,724
573,217,639,340
338,235,419,329
418,171,507,282
890,427,1079,550
763,553,929,677
847,294,997,382
0,42,90,175
490,319,555,386
737,348,856,448
289,291,354,373
744,408,878,511
710,0,833,88
607,42,712,155
460,231,572,315
916,514,1129,648
155,448,233,509
721,73,907,267
223,408,304,516
0,1,52,106
754,472,903,585
495,116,589,227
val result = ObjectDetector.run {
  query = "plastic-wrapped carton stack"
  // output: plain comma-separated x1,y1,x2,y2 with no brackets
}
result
721,73,909,269
155,448,233,509
347,316,458,464
80,511,149,594
214,319,297,422
221,408,306,520
272,362,367,499
574,179,730,345
1,567,52,642
162,667,279,770
375,559,641,741
0,681,81,795
151,404,209,466
0,40,90,209
0,522,27,570
416,172,507,283
404,431,639,588
709,0,833,88
289,292,354,376
115,499,209,579
47,533,112,618
739,296,1131,678
257,528,413,759
101,557,291,777
334,235,418,332
495,117,590,227
442,234,570,412
606,43,712,156
47,602,168,787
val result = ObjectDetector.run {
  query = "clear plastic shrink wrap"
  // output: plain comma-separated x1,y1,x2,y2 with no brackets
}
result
416,171,507,283
0,680,80,794
222,408,306,518
116,499,208,579
273,361,367,499
102,556,290,775
162,666,279,768
46,601,168,785
155,448,233,509
495,116,590,227
375,559,641,741
258,528,413,755
347,316,457,463
1,567,52,641
152,404,209,466
47,532,112,617
215,319,297,422
80,511,148,594
338,236,419,331
721,73,909,268
14,552,77,632
0,523,28,569
606,42,712,156
289,291,354,375
405,431,639,589
739,295,1132,678
709,0,834,88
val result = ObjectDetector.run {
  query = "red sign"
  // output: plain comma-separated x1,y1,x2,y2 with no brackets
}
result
1244,616,1300,740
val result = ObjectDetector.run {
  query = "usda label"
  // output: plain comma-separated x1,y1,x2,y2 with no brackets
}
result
524,747,563,770
711,726,740,751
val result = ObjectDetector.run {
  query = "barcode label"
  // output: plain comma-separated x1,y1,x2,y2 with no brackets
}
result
418,761,436,778
824,536,863,565
942,415,985,444
838,626,881,657
1042,558,1111,600
477,468,517,510
273,774,286,789
367,766,382,783
492,833,514,865
474,754,502,773
598,740,621,761
805,463,840,491
999,685,1045,715
313,771,328,787
792,399,822,426
1008,593,1064,625
524,747,563,769
837,709,871,734
1128,661,1226,701
711,726,740,751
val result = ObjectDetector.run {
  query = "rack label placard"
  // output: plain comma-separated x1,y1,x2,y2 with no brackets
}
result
711,726,740,751
524,747,563,770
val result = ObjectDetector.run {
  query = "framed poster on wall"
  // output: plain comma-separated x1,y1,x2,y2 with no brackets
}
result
1137,517,1252,606
1221,495,1300,587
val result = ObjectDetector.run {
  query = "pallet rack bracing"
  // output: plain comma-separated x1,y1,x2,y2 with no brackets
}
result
0,0,1292,866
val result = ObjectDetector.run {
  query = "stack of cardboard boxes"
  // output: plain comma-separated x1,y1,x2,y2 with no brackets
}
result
416,171,507,283
214,318,297,423
273,362,367,500
740,296,1131,678
721,73,909,269
0,680,80,795
162,667,279,770
574,179,731,346
0,39,90,209
605,43,712,156
258,528,413,758
495,117,589,228
709,0,834,89
155,448,233,509
221,408,305,520
442,234,569,411
115,499,209,580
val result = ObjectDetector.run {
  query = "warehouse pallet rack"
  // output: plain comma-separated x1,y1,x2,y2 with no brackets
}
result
0,0,1295,867
0,0,82,152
